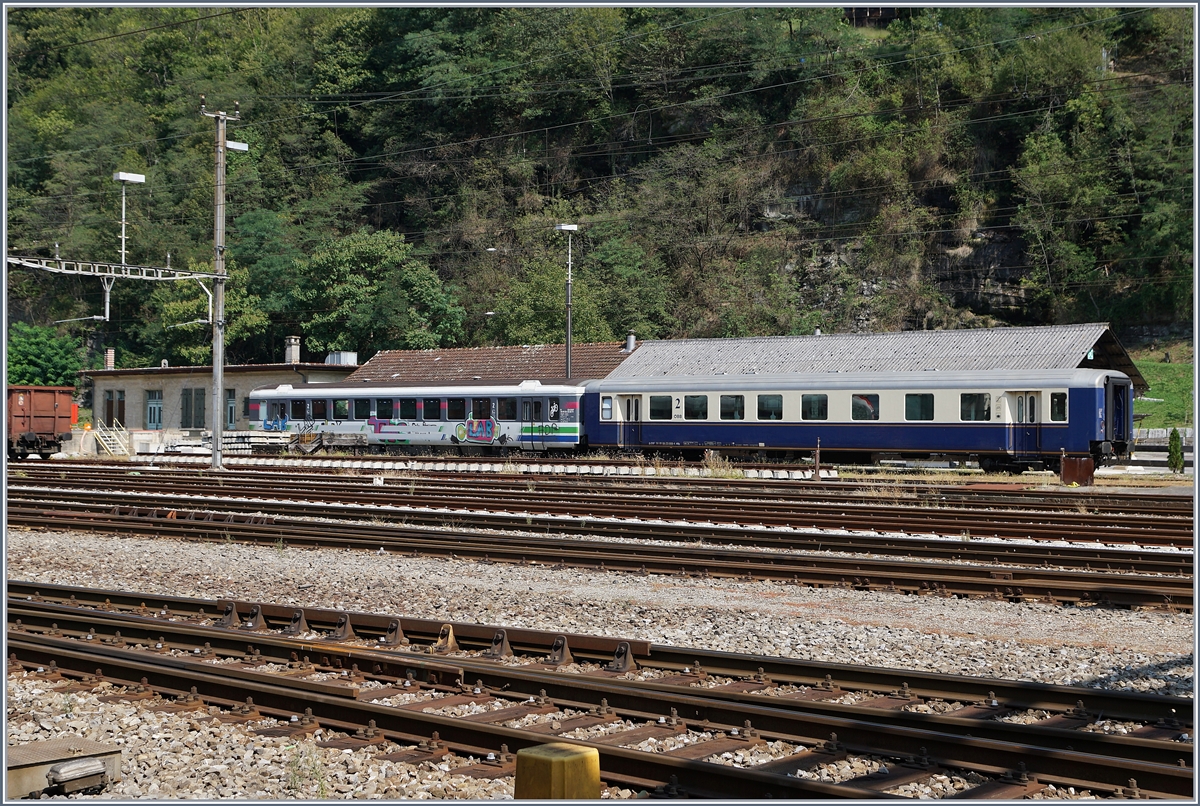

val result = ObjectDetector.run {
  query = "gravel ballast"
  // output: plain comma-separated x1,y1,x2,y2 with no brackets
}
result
5,526,1193,799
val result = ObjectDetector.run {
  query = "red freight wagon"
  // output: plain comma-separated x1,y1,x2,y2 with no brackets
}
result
7,386,76,459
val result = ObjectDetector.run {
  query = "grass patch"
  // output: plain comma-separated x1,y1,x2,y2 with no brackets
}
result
1129,338,1194,430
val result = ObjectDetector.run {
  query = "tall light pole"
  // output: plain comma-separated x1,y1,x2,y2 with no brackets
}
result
201,95,243,471
108,171,145,323
554,224,577,379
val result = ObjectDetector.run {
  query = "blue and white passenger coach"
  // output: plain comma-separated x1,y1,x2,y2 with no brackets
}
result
582,368,1133,471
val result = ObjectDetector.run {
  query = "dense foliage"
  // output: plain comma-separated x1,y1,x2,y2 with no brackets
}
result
7,322,84,385
6,8,1193,368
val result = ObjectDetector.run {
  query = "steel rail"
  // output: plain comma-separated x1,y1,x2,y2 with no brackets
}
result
12,470,1191,545
8,620,1192,797
7,501,1191,609
8,484,1193,576
10,583,1193,725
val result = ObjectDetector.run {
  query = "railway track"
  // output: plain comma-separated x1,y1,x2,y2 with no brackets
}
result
11,465,1194,547
7,584,1193,799
7,496,1191,610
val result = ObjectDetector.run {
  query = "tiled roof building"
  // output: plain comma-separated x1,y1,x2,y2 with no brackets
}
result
345,342,636,384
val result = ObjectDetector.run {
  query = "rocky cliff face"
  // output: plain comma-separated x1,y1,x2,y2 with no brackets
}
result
926,229,1047,324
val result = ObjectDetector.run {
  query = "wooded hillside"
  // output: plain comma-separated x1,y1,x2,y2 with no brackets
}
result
7,7,1193,367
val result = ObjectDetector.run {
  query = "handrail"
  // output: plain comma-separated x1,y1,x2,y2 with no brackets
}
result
93,418,130,456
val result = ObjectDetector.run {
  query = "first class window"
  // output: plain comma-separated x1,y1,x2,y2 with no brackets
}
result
757,394,783,420
497,397,517,421
601,396,613,420
311,399,328,420
801,393,828,421
959,393,991,421
649,395,673,420
720,394,745,420
905,393,935,421
353,399,371,420
852,394,879,421
333,399,350,419
377,399,395,420
398,398,417,419
422,398,440,420
684,395,708,419
447,398,467,420
1050,392,1067,422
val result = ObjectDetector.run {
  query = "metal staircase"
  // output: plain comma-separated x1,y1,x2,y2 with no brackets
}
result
93,419,130,456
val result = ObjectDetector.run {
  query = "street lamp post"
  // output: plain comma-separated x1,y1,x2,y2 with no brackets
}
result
109,171,145,323
554,224,578,379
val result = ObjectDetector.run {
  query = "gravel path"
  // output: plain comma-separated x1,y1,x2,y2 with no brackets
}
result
5,526,1193,799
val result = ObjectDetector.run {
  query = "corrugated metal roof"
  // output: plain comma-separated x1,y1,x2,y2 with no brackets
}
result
346,342,635,384
606,324,1146,391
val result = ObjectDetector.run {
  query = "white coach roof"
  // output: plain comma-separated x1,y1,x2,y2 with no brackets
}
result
606,323,1146,392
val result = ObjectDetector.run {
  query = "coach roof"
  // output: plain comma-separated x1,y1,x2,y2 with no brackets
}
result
603,324,1146,394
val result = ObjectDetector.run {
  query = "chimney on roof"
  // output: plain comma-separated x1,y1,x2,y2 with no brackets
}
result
284,335,301,364
104,348,115,370
625,330,637,353
160,359,168,368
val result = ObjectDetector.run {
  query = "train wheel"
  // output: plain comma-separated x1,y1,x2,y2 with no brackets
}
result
39,452,54,460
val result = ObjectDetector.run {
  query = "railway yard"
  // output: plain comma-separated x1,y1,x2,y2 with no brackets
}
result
4,458,1195,800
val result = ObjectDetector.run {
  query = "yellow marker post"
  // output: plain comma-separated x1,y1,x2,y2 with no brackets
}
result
514,742,600,800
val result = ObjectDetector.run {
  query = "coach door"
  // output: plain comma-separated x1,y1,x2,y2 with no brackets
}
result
619,396,642,448
1009,391,1041,457
521,398,544,451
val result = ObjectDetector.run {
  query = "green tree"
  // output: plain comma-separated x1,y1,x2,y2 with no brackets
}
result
7,322,84,386
1167,427,1184,474
291,230,464,357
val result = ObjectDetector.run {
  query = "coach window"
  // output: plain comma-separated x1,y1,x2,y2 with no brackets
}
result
757,394,782,420
1050,392,1067,422
548,398,561,420
684,395,708,420
378,399,395,420
291,399,308,420
601,396,613,420
720,395,745,420
447,398,467,420
905,393,935,421
421,398,440,420
959,393,991,421
801,393,828,421
649,395,673,420
311,399,329,420
333,399,350,420
852,394,879,421
497,397,517,420
353,399,371,420
473,398,492,420
396,399,415,419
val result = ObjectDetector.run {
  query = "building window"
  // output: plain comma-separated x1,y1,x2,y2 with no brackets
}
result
225,389,236,429
648,395,673,420
905,393,934,421
720,394,745,420
145,390,163,431
852,394,879,421
1050,392,1068,422
600,396,613,421
960,393,991,421
182,389,206,429
801,393,828,421
757,394,783,420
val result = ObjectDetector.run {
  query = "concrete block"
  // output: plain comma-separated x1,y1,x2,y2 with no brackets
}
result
513,742,599,800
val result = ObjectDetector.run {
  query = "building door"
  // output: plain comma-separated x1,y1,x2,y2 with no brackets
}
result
146,391,163,430
116,390,125,428
226,389,237,430
521,398,544,451
103,390,114,428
